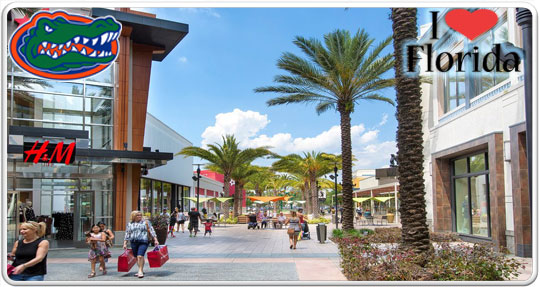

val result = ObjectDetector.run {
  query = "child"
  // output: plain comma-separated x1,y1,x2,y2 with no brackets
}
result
169,210,178,238
203,219,213,236
87,224,107,278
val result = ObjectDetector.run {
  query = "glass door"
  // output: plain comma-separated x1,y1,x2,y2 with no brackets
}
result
74,191,94,241
7,191,19,247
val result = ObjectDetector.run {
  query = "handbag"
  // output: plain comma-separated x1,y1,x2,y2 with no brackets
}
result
147,245,169,268
7,264,15,276
117,249,137,272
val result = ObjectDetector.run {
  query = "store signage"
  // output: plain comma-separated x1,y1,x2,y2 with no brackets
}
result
405,9,521,74
24,140,76,165
9,10,122,80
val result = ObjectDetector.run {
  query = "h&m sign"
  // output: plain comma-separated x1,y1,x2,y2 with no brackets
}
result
23,140,76,165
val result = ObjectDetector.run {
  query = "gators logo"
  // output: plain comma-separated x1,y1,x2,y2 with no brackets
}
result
9,10,122,80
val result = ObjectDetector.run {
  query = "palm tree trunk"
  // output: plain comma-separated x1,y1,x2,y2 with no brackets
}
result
310,177,320,218
391,8,431,255
223,175,231,219
233,184,240,217
303,181,311,214
339,107,354,230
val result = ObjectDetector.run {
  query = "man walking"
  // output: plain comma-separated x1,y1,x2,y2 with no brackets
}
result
188,207,203,237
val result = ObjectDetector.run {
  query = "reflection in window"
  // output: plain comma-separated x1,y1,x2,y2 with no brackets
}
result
471,18,509,98
152,181,162,215
163,183,172,213
443,64,466,113
13,91,84,123
84,125,112,150
13,77,83,95
452,152,490,237
86,85,112,98
86,66,113,84
85,98,112,125
140,179,152,215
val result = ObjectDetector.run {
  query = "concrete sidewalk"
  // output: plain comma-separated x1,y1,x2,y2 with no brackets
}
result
43,224,346,282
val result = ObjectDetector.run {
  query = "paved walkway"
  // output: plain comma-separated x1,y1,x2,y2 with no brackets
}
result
44,224,346,282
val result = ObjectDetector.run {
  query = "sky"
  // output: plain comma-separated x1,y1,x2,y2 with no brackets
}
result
132,7,435,170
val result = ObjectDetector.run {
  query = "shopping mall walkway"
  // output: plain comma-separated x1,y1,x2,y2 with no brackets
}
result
44,223,346,281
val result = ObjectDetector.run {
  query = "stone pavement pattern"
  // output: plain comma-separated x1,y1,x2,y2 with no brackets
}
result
44,224,346,281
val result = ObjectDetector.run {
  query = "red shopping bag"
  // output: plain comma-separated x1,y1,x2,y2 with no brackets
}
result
117,249,137,272
147,245,169,268
7,264,15,276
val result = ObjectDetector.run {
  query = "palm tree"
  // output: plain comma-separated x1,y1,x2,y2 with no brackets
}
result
244,166,274,196
391,8,431,255
255,29,395,229
272,152,339,218
177,135,272,219
230,164,259,217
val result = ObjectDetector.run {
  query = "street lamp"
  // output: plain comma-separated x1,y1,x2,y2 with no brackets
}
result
192,164,202,211
330,163,339,229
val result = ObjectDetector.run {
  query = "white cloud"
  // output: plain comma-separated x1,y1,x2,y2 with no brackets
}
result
201,109,395,168
178,56,188,63
378,113,389,126
178,8,221,18
201,109,270,147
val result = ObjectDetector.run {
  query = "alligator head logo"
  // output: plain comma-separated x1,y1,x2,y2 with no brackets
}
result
10,10,122,80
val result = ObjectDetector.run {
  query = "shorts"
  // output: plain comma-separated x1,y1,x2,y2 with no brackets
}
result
188,222,198,231
9,274,45,281
205,230,212,234
178,220,185,224
130,240,149,257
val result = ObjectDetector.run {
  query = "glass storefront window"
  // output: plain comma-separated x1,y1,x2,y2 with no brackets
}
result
85,125,113,149
140,179,152,215
453,152,490,237
455,177,470,234
13,91,84,123
86,85,113,98
86,66,113,84
152,181,162,215
471,175,489,236
163,183,172,213
470,154,486,173
13,77,83,95
85,98,112,125
454,158,468,175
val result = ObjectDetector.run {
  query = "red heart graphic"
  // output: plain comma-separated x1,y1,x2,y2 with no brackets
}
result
445,9,498,41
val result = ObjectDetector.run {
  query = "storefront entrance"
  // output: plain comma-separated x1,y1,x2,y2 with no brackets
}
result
74,191,94,242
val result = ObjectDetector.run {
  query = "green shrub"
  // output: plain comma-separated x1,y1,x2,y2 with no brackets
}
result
332,228,344,239
427,243,523,280
334,237,524,281
225,217,238,224
307,217,331,224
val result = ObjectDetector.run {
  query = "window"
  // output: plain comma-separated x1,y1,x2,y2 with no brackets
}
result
7,57,115,149
140,179,151,215
452,152,490,237
162,183,172,213
443,64,466,113
471,17,509,98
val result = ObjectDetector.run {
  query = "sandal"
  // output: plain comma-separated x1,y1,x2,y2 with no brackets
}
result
88,272,96,278
138,272,144,278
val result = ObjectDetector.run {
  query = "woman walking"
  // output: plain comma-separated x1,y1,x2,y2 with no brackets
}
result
86,224,108,277
285,211,301,250
168,210,178,238
8,221,49,281
177,211,187,233
123,210,159,278
97,222,114,271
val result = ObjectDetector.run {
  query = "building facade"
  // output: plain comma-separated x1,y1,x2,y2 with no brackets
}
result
420,8,530,256
140,113,193,215
6,8,188,247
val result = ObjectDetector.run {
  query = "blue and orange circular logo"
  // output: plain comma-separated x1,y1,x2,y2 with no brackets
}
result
9,10,122,80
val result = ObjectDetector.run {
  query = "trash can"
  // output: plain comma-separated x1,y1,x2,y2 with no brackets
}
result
316,223,327,243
